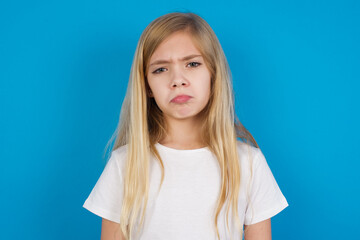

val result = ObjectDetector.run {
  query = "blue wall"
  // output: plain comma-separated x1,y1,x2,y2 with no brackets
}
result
1,0,359,239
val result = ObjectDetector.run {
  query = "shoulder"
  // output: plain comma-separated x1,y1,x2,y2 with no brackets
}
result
112,144,128,158
108,144,129,171
236,140,265,169
236,140,261,160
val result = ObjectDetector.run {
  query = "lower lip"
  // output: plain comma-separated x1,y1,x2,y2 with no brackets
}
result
171,96,192,103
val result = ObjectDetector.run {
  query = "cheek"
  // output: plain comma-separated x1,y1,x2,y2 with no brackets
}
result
196,71,211,95
151,84,167,98
147,78,160,95
148,80,167,105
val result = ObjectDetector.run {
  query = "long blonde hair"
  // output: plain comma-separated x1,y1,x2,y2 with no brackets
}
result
104,11,258,239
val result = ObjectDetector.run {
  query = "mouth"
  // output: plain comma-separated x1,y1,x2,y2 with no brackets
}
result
170,95,192,104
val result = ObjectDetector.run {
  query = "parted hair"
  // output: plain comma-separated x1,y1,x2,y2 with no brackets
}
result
104,11,258,240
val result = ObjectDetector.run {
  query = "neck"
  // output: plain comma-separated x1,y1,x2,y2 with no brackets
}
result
159,117,206,150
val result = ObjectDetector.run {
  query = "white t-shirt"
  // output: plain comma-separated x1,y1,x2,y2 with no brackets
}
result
83,141,289,239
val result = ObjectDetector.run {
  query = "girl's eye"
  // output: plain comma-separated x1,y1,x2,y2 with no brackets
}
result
152,62,201,74
187,62,201,68
152,67,167,74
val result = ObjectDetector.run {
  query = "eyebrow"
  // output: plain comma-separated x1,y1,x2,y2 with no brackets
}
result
149,54,202,67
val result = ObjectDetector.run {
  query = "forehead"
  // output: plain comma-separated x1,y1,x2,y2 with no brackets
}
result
149,31,201,61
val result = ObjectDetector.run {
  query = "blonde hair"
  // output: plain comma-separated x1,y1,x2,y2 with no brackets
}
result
104,11,258,239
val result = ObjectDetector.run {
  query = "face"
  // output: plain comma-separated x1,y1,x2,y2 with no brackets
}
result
146,31,211,123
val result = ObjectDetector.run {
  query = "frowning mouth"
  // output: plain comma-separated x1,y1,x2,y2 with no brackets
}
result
170,95,192,103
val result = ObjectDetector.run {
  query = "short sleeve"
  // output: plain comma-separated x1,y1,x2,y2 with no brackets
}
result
244,148,289,225
83,151,124,223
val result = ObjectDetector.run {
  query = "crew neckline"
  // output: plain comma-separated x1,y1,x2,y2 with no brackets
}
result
155,142,209,153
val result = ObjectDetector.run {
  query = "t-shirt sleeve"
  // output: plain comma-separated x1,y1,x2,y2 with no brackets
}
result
244,148,289,225
83,151,124,223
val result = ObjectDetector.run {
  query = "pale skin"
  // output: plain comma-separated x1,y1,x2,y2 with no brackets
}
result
101,30,272,239
147,30,211,149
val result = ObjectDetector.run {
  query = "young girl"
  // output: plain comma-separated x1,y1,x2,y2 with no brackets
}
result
83,12,289,240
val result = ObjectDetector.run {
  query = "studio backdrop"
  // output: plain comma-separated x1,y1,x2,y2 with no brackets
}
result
0,0,359,239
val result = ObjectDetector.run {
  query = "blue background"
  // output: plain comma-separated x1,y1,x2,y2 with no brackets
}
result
1,0,359,239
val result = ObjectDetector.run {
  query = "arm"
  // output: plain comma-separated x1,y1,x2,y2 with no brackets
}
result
244,218,271,240
101,218,126,240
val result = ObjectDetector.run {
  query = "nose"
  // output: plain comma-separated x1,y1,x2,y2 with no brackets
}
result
170,66,189,88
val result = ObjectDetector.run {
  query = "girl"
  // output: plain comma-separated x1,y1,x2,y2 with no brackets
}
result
83,12,289,240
